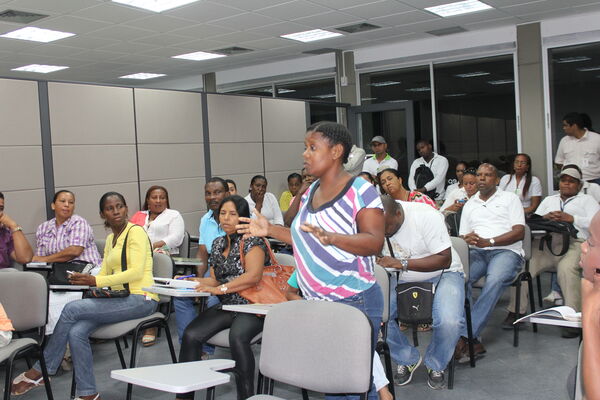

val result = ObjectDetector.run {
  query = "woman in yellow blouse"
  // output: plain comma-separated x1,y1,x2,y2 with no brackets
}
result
11,192,158,400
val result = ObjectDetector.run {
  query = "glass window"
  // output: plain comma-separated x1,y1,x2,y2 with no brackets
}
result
225,86,273,97
434,55,517,182
359,66,434,147
548,42,600,181
276,79,336,102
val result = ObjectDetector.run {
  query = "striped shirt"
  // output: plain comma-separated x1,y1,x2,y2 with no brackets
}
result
36,214,102,265
291,177,383,301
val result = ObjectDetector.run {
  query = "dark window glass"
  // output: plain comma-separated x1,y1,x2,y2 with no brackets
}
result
276,79,336,102
434,55,517,183
226,86,273,97
308,103,341,125
548,42,600,183
359,66,433,146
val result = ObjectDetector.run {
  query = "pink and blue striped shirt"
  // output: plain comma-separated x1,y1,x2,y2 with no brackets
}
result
291,177,382,301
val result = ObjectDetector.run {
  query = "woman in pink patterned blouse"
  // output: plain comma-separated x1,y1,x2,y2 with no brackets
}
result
377,168,437,209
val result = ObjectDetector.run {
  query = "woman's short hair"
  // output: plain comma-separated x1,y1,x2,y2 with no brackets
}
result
53,190,74,203
142,185,170,210
225,179,237,190
99,192,127,213
217,195,250,220
250,175,267,186
376,168,401,181
307,121,352,164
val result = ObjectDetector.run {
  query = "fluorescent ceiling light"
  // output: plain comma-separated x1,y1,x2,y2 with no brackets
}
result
119,72,166,80
577,66,600,72
444,93,467,97
488,79,514,85
276,89,296,94
313,94,337,99
386,100,408,103
172,51,226,61
556,56,591,63
405,87,431,92
425,0,493,17
455,71,490,78
281,29,343,43
0,27,75,43
12,64,69,73
369,81,401,87
361,97,377,101
112,0,199,12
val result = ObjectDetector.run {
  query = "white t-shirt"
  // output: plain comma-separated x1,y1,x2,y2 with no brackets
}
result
245,192,284,226
440,187,470,213
459,189,525,255
408,152,449,200
555,129,600,181
498,174,543,209
445,182,460,199
381,201,463,282
534,193,600,239
140,208,185,254
362,154,398,177
582,182,600,203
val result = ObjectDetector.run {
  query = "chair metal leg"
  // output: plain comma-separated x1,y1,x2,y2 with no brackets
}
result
513,278,522,347
464,299,475,368
163,322,178,363
268,377,274,395
302,388,310,400
256,373,264,395
122,336,129,349
205,386,216,400
37,347,54,400
380,342,395,399
447,358,455,390
4,354,14,400
115,339,127,369
126,327,143,400
536,274,543,309
528,276,538,333
70,369,76,399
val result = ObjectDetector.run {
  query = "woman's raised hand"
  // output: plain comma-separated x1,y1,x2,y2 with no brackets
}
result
237,210,270,237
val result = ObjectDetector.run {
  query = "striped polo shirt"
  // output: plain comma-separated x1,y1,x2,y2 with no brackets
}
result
291,177,383,301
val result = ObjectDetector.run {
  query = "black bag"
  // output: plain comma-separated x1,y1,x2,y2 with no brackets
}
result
48,261,91,285
526,214,579,257
83,227,138,299
445,208,463,237
414,162,437,200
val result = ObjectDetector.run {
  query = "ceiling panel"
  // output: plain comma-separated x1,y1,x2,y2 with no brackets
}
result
58,35,120,49
370,10,441,27
308,0,376,9
72,3,151,24
132,33,191,46
35,15,111,35
248,21,312,36
211,12,282,30
5,0,99,14
257,0,331,19
291,11,362,28
169,23,236,39
341,0,414,19
91,25,154,41
125,15,196,33
165,1,245,23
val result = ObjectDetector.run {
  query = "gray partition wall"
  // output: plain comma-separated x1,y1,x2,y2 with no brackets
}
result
48,82,139,240
0,78,46,245
134,88,206,236
261,98,307,198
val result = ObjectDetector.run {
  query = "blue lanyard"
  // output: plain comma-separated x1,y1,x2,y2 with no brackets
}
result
560,197,575,212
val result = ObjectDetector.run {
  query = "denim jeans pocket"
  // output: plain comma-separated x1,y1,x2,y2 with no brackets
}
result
337,292,365,308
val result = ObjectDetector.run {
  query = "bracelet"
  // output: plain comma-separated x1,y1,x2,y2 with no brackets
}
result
11,226,23,234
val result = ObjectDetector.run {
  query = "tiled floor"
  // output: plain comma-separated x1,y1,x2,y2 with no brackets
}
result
1,280,579,400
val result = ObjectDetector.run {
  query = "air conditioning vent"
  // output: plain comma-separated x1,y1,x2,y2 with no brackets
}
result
426,26,467,36
212,46,253,55
0,9,48,24
335,22,380,34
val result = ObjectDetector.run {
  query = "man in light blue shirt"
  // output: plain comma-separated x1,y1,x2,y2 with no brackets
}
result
173,177,229,355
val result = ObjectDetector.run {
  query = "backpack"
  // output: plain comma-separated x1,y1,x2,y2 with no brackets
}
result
526,214,579,257
414,162,437,199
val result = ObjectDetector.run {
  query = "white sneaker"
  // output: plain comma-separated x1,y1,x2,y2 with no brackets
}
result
543,290,563,304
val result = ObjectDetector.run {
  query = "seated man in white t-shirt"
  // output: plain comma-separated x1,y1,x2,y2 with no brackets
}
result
454,163,525,362
376,196,465,390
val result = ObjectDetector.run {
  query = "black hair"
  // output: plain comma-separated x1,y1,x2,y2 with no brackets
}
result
53,190,74,203
250,175,268,186
99,192,127,228
506,153,533,198
563,112,585,129
456,161,468,170
225,179,237,190
463,168,477,177
358,171,375,185
416,139,432,147
216,194,250,221
207,177,229,192
581,113,593,131
142,185,170,211
0,192,3,200
307,121,352,164
287,173,302,182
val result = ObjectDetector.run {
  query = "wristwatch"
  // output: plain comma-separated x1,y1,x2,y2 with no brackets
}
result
489,238,495,247
219,284,228,294
11,226,23,234
400,258,409,272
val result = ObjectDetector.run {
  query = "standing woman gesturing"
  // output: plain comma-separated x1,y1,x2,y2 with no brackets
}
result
237,122,384,400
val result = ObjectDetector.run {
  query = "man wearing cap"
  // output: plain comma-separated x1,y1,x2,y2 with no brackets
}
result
408,139,449,201
555,112,600,184
363,136,398,177
504,164,600,337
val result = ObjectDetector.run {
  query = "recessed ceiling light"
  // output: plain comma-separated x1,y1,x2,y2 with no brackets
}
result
556,56,591,63
112,0,199,12
369,81,401,87
488,79,514,85
0,27,75,43
576,66,600,72
455,71,490,78
119,72,166,80
425,0,493,17
281,29,343,43
12,64,69,73
172,51,226,61
405,87,431,92
444,93,467,97
313,94,337,99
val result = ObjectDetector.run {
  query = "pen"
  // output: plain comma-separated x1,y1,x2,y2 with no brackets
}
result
176,274,196,280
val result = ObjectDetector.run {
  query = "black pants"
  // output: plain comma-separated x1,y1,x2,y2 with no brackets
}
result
178,305,264,400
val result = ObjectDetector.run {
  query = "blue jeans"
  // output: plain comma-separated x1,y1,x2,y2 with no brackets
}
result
387,271,465,371
33,295,157,396
174,295,219,353
327,282,383,400
463,248,523,338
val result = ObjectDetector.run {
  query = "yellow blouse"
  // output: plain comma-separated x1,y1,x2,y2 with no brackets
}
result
95,223,158,302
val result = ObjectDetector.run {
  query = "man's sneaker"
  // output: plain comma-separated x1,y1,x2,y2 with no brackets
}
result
395,356,422,386
426,368,445,390
543,290,563,305
501,312,523,330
